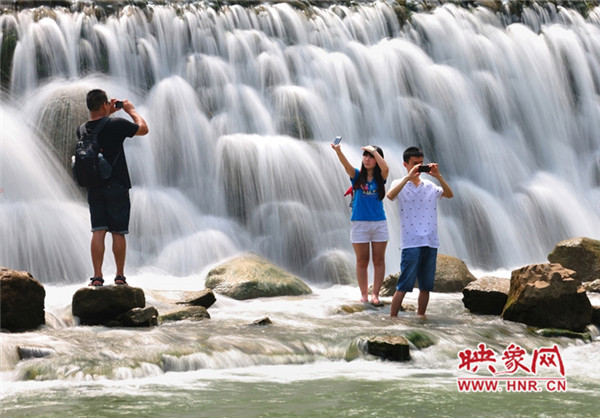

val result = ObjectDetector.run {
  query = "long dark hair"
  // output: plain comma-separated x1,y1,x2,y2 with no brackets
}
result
354,145,385,200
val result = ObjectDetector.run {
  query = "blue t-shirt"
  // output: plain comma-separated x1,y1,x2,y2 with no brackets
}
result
350,168,386,221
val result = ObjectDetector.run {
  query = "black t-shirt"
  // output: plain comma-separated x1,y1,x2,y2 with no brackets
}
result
77,117,139,188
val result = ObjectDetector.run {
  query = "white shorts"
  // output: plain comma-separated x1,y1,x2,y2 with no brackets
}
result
351,220,389,244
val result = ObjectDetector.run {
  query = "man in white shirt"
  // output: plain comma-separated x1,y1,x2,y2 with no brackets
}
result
386,147,454,317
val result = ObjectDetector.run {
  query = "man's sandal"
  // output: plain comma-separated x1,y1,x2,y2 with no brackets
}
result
114,276,128,286
89,277,104,287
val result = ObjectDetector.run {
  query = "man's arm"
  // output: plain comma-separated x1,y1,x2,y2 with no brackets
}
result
114,99,149,136
429,163,453,198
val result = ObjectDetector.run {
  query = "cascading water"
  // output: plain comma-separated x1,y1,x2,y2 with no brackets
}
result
1,3,599,284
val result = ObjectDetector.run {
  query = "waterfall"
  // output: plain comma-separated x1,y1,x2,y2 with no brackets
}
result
1,2,599,284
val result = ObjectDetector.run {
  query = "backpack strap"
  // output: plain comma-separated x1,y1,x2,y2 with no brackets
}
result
79,116,110,139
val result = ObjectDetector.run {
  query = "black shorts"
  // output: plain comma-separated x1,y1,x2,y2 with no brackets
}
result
87,181,131,234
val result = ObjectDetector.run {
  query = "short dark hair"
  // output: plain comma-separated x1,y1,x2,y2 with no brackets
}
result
86,89,108,111
403,146,423,163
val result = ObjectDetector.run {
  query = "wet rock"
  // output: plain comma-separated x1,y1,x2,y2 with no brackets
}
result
251,316,272,326
160,306,210,322
108,306,159,327
592,307,600,326
584,279,600,293
177,288,217,308
462,276,510,315
205,253,312,300
358,335,410,362
501,263,592,332
17,346,56,360
72,285,146,326
404,330,436,349
1,267,45,332
533,328,592,342
547,237,600,283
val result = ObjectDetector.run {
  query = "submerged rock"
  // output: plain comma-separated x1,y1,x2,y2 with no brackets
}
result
462,276,510,315
160,306,210,322
358,335,410,362
17,346,56,360
205,253,312,300
1,267,45,332
501,263,592,332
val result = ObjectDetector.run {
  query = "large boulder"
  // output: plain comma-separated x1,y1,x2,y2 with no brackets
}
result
1,267,45,332
72,285,146,326
547,237,600,282
375,254,476,295
204,253,312,300
434,254,477,292
501,263,592,332
462,276,510,315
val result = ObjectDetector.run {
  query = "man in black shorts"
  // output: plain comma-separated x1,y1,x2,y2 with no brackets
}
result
80,89,149,286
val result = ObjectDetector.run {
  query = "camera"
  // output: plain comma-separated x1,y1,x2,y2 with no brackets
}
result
333,136,342,145
115,101,123,108
418,165,431,172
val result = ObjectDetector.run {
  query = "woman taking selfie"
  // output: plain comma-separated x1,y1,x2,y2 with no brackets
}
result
331,140,389,305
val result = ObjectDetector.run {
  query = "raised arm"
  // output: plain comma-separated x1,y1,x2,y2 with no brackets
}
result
362,145,389,180
331,143,356,178
429,163,453,198
113,99,149,136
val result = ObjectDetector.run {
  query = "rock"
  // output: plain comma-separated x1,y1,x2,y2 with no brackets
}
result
375,254,477,294
108,306,159,327
434,254,477,292
204,253,312,300
592,307,600,326
358,335,410,362
160,306,210,322
547,237,600,282
305,250,355,285
1,267,45,332
17,346,56,360
177,289,217,308
501,263,592,332
404,330,436,349
375,273,399,297
251,316,272,326
533,328,592,342
72,285,146,326
584,279,600,293
462,276,510,315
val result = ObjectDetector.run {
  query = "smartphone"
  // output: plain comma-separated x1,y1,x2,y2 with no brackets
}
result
115,101,124,108
418,165,431,172
333,136,342,145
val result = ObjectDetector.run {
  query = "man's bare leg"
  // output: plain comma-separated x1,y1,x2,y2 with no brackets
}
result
112,233,127,278
390,290,406,317
91,230,107,278
417,290,430,317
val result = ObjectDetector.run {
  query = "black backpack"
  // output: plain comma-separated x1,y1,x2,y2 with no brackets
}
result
72,117,110,187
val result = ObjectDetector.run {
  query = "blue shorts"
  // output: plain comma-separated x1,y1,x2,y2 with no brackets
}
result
396,247,438,292
87,181,131,234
